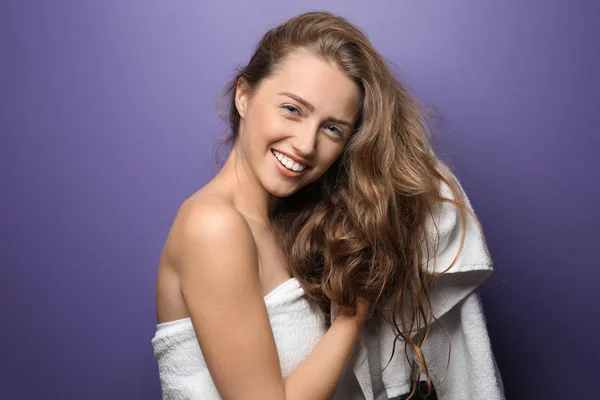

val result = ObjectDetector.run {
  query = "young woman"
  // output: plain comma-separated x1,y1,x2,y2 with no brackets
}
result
153,11,502,400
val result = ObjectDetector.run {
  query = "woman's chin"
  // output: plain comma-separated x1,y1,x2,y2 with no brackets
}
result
264,182,300,199
269,188,297,198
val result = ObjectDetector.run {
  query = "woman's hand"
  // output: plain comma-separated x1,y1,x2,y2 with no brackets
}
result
335,296,370,327
354,296,370,323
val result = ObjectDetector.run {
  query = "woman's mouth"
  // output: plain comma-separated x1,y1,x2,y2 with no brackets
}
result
271,150,308,172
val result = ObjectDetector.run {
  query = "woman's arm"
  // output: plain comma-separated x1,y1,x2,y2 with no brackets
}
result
166,199,365,400
284,302,367,400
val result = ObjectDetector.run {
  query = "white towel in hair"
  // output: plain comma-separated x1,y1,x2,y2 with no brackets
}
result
334,173,505,400
152,278,327,400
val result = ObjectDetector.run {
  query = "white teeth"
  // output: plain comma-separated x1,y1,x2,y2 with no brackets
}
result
272,150,307,172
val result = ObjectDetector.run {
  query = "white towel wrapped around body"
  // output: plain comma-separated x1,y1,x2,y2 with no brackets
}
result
152,278,327,399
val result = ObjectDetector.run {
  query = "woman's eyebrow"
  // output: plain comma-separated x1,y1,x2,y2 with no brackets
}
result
277,91,353,129
278,92,315,112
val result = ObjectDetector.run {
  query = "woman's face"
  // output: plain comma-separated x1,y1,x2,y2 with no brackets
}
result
235,48,362,198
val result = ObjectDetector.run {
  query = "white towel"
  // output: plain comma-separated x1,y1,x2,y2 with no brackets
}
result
152,278,327,399
335,173,505,399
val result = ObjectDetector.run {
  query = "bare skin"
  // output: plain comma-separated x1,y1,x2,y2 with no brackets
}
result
155,49,367,399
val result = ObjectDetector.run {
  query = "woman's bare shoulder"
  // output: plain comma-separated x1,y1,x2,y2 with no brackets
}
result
164,192,257,275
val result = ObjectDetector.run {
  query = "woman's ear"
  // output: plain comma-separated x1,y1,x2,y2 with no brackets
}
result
234,79,251,119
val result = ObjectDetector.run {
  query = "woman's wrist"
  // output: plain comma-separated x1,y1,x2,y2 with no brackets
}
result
333,298,369,331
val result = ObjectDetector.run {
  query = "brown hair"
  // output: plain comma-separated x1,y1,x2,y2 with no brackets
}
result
219,11,477,397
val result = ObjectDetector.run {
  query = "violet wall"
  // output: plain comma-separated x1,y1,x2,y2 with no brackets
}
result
2,1,598,398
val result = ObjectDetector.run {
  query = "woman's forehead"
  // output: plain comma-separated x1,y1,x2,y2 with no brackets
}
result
261,51,362,117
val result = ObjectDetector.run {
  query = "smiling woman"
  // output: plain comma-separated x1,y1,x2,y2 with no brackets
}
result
153,24,367,400
153,11,503,400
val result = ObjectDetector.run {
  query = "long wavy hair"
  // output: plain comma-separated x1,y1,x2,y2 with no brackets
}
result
218,11,477,398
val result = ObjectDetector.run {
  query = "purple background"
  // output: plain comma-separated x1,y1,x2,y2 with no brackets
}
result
2,1,598,399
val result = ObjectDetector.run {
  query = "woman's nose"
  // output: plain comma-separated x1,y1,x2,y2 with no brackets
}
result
291,125,319,158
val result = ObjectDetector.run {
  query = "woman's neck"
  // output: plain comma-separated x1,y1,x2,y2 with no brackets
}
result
212,147,278,224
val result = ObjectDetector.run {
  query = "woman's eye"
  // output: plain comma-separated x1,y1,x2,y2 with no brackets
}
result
283,105,300,115
325,125,344,137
